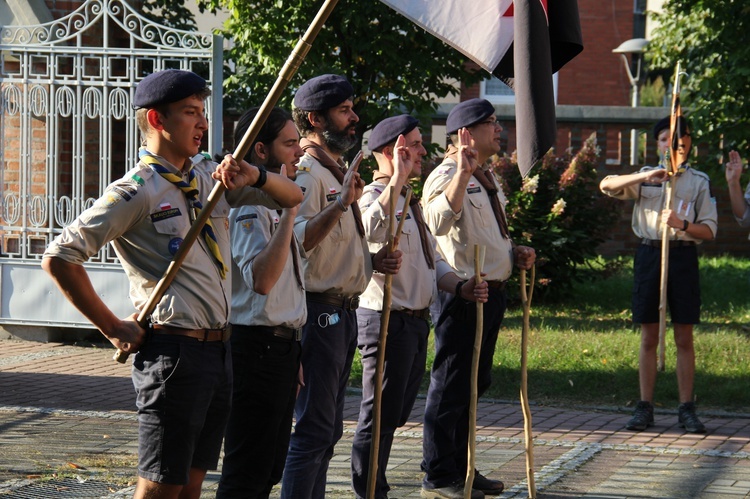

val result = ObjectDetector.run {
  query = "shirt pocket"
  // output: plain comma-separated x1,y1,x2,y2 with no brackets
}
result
467,193,490,228
210,196,231,245
672,183,697,218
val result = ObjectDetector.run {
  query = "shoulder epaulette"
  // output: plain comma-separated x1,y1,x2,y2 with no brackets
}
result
690,169,711,182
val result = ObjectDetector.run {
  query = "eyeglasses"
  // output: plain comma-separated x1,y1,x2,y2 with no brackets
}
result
477,119,502,129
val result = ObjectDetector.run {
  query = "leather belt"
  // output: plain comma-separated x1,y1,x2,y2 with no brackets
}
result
642,239,696,248
485,280,507,290
233,324,302,341
152,324,231,342
306,292,360,311
393,307,431,321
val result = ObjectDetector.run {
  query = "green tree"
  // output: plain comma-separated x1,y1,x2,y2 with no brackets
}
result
196,0,484,159
142,0,196,31
648,0,750,161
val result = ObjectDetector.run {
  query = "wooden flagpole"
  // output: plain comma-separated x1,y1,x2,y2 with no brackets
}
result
657,62,684,372
464,244,486,499
113,0,341,362
366,187,412,499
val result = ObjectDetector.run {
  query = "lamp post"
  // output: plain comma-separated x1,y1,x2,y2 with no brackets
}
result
613,37,649,166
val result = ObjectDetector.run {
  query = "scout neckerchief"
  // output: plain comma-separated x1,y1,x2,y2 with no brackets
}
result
446,144,510,239
372,172,435,270
139,148,228,279
300,138,365,237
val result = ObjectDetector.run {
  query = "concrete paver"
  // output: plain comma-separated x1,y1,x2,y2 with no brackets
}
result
1,338,749,498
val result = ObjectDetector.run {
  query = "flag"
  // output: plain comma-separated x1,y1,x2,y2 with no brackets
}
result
668,65,688,174
379,0,583,177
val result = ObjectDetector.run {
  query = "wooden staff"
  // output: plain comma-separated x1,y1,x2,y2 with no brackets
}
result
520,265,536,498
366,186,412,499
464,244,486,499
657,173,673,372
113,0,341,362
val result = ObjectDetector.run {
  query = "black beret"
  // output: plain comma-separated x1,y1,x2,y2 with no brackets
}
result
293,74,354,111
368,114,419,153
446,98,496,134
133,69,207,109
653,115,690,140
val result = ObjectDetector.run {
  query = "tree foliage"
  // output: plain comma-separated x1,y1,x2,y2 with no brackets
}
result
648,0,750,162
196,0,484,156
141,0,196,31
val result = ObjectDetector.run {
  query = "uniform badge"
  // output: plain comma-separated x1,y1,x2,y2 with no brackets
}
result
326,187,340,202
168,237,183,255
150,208,182,223
99,192,122,208
467,181,481,194
236,213,257,232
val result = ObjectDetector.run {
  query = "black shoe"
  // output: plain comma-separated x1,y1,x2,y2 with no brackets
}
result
678,402,707,433
625,400,654,431
472,471,504,496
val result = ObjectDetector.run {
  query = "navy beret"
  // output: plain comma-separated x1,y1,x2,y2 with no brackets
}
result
293,74,354,111
653,115,690,140
133,69,207,109
446,98,496,134
368,114,419,153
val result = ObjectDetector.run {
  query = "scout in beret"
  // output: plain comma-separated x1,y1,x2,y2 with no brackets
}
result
600,115,716,435
281,75,402,497
420,97,535,497
367,114,419,153
43,68,303,497
446,97,497,135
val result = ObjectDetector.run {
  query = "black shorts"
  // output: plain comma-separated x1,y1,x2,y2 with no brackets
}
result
632,243,701,324
132,334,232,485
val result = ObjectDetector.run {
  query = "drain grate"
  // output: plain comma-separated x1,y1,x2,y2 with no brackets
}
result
5,477,125,498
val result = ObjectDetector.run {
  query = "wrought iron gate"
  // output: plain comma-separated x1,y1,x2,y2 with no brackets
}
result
0,0,223,328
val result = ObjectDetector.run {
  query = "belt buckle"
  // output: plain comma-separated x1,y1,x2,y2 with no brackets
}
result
346,296,360,310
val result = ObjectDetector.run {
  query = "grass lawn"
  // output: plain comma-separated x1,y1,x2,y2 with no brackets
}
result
350,255,750,413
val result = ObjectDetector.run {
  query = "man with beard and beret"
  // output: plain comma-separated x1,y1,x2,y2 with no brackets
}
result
42,69,302,498
351,115,489,499
281,74,402,499
600,116,717,434
217,106,306,498
421,98,536,499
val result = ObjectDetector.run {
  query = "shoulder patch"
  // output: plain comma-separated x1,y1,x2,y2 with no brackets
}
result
298,164,311,172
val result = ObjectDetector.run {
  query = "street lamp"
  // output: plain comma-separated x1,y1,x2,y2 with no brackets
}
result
613,37,649,166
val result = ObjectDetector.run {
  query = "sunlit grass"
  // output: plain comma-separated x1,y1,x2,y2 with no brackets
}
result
351,255,750,412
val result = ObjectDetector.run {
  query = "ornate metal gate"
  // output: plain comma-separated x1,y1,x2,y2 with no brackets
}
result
0,0,223,329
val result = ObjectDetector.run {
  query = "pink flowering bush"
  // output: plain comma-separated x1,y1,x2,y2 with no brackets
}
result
493,133,619,300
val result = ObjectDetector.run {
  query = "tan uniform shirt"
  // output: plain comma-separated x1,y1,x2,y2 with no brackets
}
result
229,205,307,329
44,154,280,329
359,181,453,311
601,165,718,241
293,153,372,295
422,158,514,281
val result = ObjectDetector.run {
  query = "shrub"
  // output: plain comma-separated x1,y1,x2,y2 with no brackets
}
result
493,133,619,300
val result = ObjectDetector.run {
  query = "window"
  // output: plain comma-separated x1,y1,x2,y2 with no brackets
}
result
480,74,559,104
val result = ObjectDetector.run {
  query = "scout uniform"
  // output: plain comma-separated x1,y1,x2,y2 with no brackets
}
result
281,74,371,499
601,164,718,324
218,201,307,497
419,98,515,494
44,150,280,484
352,178,454,499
